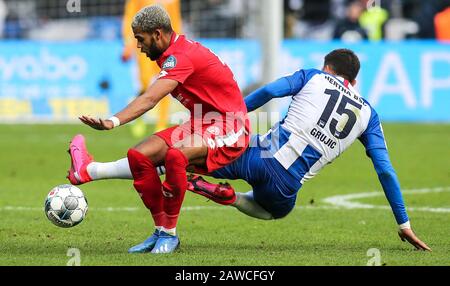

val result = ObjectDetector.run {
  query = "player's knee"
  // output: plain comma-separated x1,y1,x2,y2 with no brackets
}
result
165,148,188,169
271,206,295,220
133,135,169,164
272,212,290,220
127,148,152,174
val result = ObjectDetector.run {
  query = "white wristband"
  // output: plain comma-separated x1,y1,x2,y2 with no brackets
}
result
399,221,411,230
108,116,120,128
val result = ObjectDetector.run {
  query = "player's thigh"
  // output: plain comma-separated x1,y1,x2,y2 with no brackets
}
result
252,181,297,219
210,145,255,180
133,135,169,165
175,133,208,165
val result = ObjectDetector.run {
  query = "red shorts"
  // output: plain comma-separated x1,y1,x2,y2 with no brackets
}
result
155,116,250,174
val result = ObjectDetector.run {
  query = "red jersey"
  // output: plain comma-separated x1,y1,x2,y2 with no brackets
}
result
156,33,248,119
154,33,250,173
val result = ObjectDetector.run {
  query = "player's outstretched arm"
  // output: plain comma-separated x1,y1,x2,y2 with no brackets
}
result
364,147,432,251
79,79,178,130
367,148,432,251
244,77,293,112
245,69,322,112
359,108,431,251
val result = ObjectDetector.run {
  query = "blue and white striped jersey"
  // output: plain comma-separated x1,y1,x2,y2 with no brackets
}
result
256,69,382,184
243,68,408,225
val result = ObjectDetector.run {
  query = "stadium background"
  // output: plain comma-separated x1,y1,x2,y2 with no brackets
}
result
1,0,450,124
0,0,449,266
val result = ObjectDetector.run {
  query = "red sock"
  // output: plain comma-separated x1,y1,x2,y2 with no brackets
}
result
162,148,188,229
127,149,165,227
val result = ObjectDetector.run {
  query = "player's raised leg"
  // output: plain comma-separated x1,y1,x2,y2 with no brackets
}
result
67,133,170,253
188,177,299,220
67,134,133,185
185,141,296,220
187,174,236,205
67,134,94,185
187,178,274,220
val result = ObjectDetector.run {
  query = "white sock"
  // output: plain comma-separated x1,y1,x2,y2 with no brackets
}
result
86,158,133,180
232,191,274,220
156,166,166,176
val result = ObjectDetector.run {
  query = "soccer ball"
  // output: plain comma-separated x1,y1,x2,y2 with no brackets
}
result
44,184,88,228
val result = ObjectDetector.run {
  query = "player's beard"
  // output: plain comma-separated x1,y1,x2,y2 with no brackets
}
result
146,40,163,61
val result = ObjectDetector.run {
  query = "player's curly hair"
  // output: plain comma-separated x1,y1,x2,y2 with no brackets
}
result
324,49,360,82
132,4,173,33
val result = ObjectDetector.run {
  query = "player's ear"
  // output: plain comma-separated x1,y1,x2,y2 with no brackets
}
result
351,79,357,86
153,29,163,40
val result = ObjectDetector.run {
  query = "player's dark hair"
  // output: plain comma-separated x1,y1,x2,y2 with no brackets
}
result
324,49,360,82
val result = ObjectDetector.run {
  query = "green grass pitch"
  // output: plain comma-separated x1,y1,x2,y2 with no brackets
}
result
0,123,449,266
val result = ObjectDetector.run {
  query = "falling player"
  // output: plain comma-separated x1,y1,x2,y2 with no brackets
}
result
185,49,431,251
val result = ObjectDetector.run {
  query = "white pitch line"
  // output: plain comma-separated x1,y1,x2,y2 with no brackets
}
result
322,186,450,213
1,186,449,213
0,206,224,212
0,205,336,212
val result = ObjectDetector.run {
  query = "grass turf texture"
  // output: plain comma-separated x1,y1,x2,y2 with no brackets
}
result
0,123,449,266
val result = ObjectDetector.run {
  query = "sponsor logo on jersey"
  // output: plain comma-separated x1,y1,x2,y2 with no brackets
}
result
162,55,177,70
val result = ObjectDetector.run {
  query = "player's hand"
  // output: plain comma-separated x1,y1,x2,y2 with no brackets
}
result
398,228,432,251
79,115,114,131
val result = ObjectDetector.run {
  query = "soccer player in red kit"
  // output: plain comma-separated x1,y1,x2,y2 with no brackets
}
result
69,5,250,254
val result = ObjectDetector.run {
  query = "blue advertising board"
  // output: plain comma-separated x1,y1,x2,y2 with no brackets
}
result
204,39,450,122
0,39,449,122
0,40,136,121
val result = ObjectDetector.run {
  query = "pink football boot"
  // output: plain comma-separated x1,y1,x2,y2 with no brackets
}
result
187,174,236,205
67,134,93,185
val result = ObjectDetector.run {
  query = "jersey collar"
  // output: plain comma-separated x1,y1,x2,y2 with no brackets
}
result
335,75,358,93
169,32,179,45
160,32,179,59
335,75,346,85
157,32,180,65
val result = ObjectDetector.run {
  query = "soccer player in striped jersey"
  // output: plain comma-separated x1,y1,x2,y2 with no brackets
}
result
187,49,431,251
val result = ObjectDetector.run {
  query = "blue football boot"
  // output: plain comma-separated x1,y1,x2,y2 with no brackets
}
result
128,229,160,253
150,231,180,254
